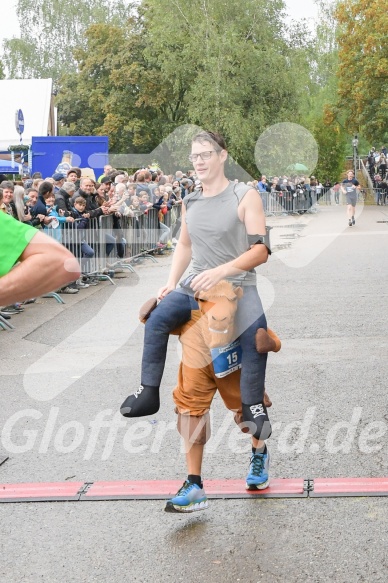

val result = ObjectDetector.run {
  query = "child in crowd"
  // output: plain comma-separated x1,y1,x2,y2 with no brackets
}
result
70,197,95,269
153,191,172,247
69,196,100,284
127,184,136,202
138,191,153,212
151,187,160,203
42,187,74,242
129,195,143,216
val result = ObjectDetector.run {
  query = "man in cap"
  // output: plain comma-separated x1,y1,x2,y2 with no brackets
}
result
52,172,66,194
101,176,113,194
67,168,82,190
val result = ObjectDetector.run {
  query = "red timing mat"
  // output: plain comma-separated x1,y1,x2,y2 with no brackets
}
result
311,477,388,497
0,482,85,503
1,478,388,503
82,478,306,500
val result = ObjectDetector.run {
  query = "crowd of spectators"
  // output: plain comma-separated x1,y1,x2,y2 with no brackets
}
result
0,160,371,322
251,174,331,215
0,164,197,319
366,146,387,184
365,147,388,203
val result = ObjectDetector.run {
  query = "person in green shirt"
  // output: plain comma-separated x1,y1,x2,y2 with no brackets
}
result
97,164,113,183
0,213,80,305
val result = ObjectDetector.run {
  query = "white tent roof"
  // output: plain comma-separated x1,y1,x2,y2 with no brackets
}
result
0,78,53,151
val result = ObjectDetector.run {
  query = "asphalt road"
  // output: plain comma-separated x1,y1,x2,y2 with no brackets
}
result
1,204,388,582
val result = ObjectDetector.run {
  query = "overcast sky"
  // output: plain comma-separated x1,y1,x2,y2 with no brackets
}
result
1,0,318,48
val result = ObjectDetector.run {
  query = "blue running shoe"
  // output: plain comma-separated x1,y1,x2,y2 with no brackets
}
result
165,481,209,513
246,450,270,490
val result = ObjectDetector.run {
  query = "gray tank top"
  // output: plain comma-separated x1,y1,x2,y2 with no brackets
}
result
183,181,256,286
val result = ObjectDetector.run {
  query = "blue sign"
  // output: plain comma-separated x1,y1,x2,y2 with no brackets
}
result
15,109,25,135
31,136,109,179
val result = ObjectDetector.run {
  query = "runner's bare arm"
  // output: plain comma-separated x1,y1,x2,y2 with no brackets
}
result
0,231,80,304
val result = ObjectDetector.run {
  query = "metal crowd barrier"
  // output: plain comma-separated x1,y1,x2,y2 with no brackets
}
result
101,206,179,268
44,203,184,277
45,217,115,282
164,202,182,228
61,217,101,275
262,190,318,216
261,186,387,215
122,208,159,255
372,188,386,205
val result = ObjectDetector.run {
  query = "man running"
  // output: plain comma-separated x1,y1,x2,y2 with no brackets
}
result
121,131,273,506
341,170,360,227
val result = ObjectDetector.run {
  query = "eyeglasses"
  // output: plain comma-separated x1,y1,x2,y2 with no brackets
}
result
188,150,218,162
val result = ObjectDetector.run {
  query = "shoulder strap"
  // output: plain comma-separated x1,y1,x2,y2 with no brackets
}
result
183,188,203,210
233,182,253,205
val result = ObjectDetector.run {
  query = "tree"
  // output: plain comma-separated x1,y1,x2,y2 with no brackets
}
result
335,0,388,144
292,0,347,180
139,0,306,174
2,0,132,84
312,110,347,181
57,18,169,154
56,0,308,170
56,0,346,176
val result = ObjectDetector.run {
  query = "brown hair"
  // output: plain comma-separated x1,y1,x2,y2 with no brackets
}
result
74,196,86,205
192,131,227,151
39,181,54,198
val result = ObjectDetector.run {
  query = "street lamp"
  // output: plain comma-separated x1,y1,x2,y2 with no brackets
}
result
352,134,359,178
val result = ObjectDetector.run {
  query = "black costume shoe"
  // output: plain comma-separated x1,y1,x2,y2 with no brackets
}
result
242,402,272,440
120,385,160,417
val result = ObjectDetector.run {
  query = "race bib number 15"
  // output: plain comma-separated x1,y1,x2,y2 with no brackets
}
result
211,339,242,378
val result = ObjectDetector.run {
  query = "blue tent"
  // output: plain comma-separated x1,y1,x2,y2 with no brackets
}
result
0,158,23,174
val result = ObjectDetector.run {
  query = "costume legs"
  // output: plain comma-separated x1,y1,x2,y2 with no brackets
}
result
234,285,267,404
120,288,197,417
234,285,272,439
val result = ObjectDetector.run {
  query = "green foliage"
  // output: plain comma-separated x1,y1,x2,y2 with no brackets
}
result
57,20,152,153
141,0,306,174
2,0,132,84
7,0,346,178
312,115,347,181
298,0,348,179
58,0,316,174
335,0,388,145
